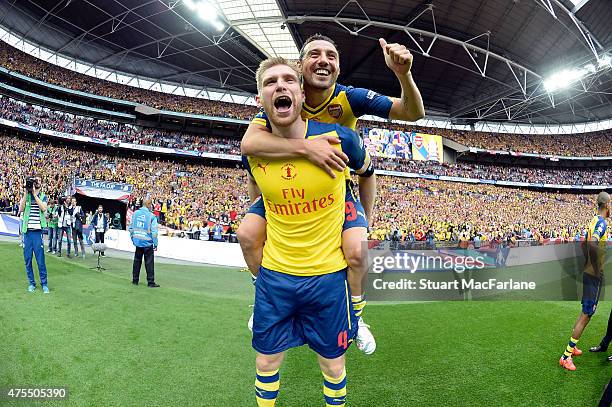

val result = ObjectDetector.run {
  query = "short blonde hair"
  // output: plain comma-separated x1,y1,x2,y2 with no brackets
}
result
255,57,301,94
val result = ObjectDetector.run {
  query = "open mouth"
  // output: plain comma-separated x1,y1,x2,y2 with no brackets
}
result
314,68,331,77
274,95,293,113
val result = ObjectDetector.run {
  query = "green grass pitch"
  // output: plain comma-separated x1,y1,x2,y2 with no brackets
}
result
1,241,611,406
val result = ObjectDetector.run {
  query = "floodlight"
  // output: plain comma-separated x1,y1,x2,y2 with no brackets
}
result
183,0,197,10
598,55,611,68
543,69,583,92
183,0,224,31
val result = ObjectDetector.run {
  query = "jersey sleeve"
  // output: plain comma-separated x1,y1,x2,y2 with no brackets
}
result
345,86,393,119
592,218,607,241
338,125,374,177
250,108,272,130
241,155,254,177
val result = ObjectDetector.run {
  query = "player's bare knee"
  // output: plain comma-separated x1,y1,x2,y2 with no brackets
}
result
256,353,283,372
345,245,365,272
321,362,345,380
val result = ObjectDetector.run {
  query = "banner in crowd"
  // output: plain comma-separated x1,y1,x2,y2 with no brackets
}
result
365,129,412,160
412,133,443,162
199,151,242,161
107,138,121,147
74,178,133,202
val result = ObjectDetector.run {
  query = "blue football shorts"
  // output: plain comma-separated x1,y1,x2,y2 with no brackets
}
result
252,266,358,359
581,272,602,316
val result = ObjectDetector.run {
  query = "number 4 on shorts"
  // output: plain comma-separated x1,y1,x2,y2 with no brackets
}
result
338,330,348,349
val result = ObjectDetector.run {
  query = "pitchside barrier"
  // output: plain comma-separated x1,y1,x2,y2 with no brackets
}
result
102,229,247,267
3,215,609,278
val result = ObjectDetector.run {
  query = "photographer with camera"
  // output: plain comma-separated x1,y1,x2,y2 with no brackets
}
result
71,197,85,258
19,176,49,293
56,196,74,258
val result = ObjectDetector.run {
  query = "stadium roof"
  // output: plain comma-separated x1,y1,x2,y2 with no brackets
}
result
0,0,611,125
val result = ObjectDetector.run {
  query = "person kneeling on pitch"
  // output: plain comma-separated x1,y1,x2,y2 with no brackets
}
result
129,197,159,288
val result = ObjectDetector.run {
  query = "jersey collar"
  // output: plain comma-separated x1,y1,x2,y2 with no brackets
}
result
303,84,337,115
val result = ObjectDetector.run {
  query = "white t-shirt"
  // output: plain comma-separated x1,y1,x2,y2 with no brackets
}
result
27,195,42,230
95,214,106,233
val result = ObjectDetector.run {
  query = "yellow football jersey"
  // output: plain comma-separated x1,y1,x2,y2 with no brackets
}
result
584,215,608,276
242,120,373,276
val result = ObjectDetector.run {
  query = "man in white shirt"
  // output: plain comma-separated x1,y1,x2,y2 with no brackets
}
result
56,197,74,258
90,205,108,256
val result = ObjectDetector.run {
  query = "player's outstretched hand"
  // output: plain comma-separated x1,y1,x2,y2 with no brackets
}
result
379,38,413,76
304,135,348,178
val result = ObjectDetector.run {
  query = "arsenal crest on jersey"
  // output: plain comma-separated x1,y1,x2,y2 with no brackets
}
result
327,104,343,119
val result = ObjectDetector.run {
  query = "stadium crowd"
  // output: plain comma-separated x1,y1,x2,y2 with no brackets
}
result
1,41,611,157
0,42,258,119
0,96,609,187
0,133,249,236
369,176,595,243
0,96,241,154
0,133,602,244
372,158,612,186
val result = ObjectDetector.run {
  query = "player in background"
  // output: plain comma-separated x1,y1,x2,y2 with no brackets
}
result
559,191,609,371
238,34,424,354
245,57,374,407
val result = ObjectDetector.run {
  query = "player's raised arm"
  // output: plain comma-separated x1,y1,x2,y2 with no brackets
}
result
379,38,425,122
241,113,348,178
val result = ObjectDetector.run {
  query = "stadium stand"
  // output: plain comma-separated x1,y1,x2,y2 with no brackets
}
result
370,176,594,243
0,41,258,119
371,158,612,186
0,132,248,234
0,41,611,158
0,132,599,243
0,96,241,154
0,96,608,187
